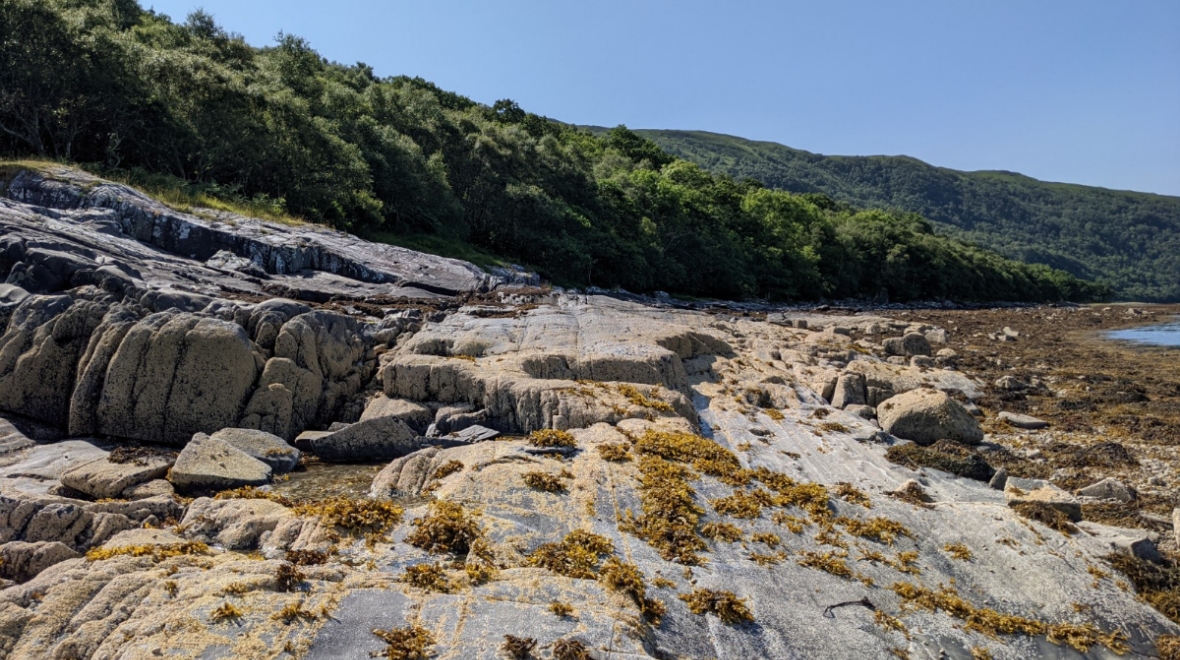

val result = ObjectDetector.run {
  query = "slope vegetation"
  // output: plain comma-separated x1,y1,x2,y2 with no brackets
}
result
639,130,1180,301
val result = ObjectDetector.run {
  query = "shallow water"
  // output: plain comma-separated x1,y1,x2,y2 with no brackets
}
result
1106,318,1180,347
268,461,387,501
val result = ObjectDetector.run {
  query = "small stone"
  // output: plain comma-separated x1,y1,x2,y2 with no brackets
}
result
998,412,1049,430
910,355,934,368
121,479,174,500
844,404,876,420
988,467,1008,490
925,328,948,345
306,416,421,462
1078,477,1136,503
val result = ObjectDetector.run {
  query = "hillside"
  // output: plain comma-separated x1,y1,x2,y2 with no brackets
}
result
0,0,1103,303
636,130,1180,302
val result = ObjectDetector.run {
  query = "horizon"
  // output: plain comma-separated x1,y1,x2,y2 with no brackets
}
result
145,0,1180,197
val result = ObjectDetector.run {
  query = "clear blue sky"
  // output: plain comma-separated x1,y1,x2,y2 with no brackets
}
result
146,0,1180,196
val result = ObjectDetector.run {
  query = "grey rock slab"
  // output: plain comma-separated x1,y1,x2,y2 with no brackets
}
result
304,589,415,660
1077,521,1162,563
360,395,433,433
0,439,109,481
442,424,500,443
60,455,172,499
844,404,876,420
994,375,1027,391
998,411,1050,430
122,479,174,500
877,389,983,446
305,415,421,462
209,427,299,473
1078,477,1137,502
830,373,866,408
293,430,334,451
168,433,272,491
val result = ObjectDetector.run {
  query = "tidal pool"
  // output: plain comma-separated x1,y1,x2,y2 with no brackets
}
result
1106,318,1180,347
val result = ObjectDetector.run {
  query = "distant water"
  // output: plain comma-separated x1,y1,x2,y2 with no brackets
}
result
1107,318,1180,347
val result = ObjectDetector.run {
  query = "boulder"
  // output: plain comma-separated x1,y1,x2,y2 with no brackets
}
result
304,415,421,462
60,455,172,500
829,373,866,409
883,333,931,357
1078,477,1137,502
360,395,433,433
994,375,1027,391
877,389,983,446
844,404,876,421
210,427,299,473
924,328,948,345
0,541,80,582
371,446,443,497
168,433,272,491
1076,522,1162,563
998,411,1049,430
910,355,934,368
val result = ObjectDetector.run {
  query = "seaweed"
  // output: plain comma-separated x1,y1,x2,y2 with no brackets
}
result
371,624,435,660
678,588,754,624
525,530,614,579
405,500,483,555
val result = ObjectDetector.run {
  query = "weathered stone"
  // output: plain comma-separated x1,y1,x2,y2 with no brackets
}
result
168,433,272,491
844,404,876,420
1078,477,1137,502
370,446,443,497
180,496,301,551
1077,522,1162,563
998,411,1049,430
877,389,983,446
829,373,866,409
210,427,299,473
121,479,174,500
883,333,931,357
0,541,80,582
994,375,1027,391
910,355,934,368
360,395,433,433
305,416,420,462
1005,479,1082,521
924,328,948,345
60,455,172,500
988,467,1008,490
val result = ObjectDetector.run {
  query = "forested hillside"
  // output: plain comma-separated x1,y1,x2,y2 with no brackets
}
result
0,0,1104,302
638,130,1180,302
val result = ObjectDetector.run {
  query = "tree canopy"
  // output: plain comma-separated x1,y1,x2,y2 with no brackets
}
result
0,0,1106,303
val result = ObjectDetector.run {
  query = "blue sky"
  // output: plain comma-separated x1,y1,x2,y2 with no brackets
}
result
145,0,1180,196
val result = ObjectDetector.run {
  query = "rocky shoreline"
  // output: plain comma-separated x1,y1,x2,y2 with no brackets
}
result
0,167,1178,659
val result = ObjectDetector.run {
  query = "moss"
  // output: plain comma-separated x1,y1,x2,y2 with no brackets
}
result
796,550,853,578
210,602,244,623
371,624,435,660
401,563,453,593
836,516,913,546
275,562,306,592
273,600,318,624
944,543,973,561
834,482,872,508
528,429,577,448
1011,502,1078,535
885,441,995,481
293,497,405,541
890,582,1129,652
551,638,592,660
285,549,330,565
678,588,754,624
699,522,743,542
599,557,665,622
406,500,483,555
596,443,632,461
522,471,567,493
525,530,614,579
549,600,575,618
85,541,209,562
431,460,465,480
501,635,537,659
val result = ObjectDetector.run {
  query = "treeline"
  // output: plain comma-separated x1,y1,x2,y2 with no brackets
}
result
640,130,1177,301
0,0,1106,302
